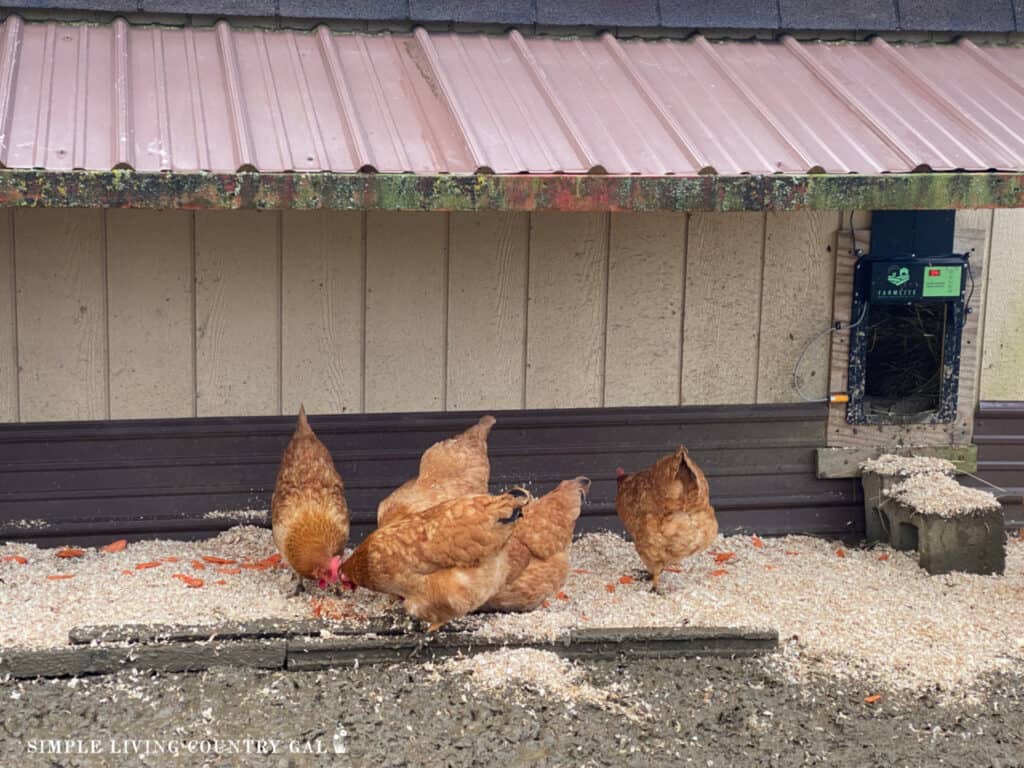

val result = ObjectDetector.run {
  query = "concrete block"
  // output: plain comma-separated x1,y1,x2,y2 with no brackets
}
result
881,500,1006,575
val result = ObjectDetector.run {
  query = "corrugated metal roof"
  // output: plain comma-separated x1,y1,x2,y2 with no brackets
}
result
0,15,1022,176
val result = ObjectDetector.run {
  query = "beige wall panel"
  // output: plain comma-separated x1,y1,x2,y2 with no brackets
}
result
0,212,15,422
680,212,765,405
107,210,194,419
952,210,993,413
525,213,608,409
15,209,108,421
757,210,840,403
981,209,1024,401
281,211,364,416
364,212,447,413
446,212,529,411
195,211,280,417
604,212,686,407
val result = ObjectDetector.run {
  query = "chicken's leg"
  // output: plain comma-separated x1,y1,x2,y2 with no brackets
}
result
288,573,306,598
650,568,661,594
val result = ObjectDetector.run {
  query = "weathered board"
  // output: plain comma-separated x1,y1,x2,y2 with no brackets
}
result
604,212,686,407
525,212,608,409
281,210,365,415
0,211,15,422
980,209,1024,401
107,210,194,419
757,210,840,403
13,209,108,422
446,212,529,411
364,211,447,412
681,211,765,405
195,210,281,417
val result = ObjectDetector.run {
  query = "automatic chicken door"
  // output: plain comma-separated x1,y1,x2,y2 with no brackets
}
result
846,213,972,426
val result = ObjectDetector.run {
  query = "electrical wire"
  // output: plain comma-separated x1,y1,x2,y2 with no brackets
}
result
792,300,869,403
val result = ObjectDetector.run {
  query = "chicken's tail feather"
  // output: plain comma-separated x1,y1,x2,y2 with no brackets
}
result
296,404,312,435
498,506,523,525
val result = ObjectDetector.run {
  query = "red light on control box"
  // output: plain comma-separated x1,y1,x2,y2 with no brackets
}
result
928,269,941,276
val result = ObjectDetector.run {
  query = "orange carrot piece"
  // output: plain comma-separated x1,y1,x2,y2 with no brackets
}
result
835,548,846,558
172,573,204,588
101,539,127,553
572,568,591,574
239,563,264,570
47,574,75,580
541,599,551,609
604,583,616,593
55,548,85,559
710,569,729,577
864,694,882,704
618,574,635,585
163,556,179,563
135,561,162,570
713,552,736,564
214,579,227,585
191,560,206,570
555,591,569,601
877,553,891,562
751,535,764,549
121,569,134,576
664,567,682,574
201,555,237,565
3,555,28,564
258,553,283,567
217,567,241,575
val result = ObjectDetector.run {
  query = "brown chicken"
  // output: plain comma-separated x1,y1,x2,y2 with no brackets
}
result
482,477,589,612
271,406,350,592
616,446,717,592
376,415,496,528
341,490,530,631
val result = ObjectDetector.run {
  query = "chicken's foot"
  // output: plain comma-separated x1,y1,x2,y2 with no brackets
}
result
288,574,306,598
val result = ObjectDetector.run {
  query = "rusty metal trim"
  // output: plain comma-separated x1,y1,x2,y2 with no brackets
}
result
0,170,1022,211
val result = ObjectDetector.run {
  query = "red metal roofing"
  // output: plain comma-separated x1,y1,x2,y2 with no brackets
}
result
0,16,1022,176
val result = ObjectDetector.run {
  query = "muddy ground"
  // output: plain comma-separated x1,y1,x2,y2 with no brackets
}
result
1,655,1022,767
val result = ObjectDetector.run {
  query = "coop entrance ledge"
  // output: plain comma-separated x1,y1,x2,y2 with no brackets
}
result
2,170,1024,212
816,445,977,479
0,623,777,679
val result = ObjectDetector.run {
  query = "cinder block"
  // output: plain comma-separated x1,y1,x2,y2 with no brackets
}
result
882,500,1006,575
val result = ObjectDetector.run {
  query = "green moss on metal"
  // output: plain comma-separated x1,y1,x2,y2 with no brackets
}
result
1,170,1023,212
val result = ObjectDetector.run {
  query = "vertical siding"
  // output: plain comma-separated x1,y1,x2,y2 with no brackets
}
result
980,209,1024,401
680,212,765,405
525,213,608,409
14,209,108,422
6,207,1006,423
195,211,281,417
107,210,195,419
364,212,448,413
604,213,686,407
446,212,529,411
281,211,365,415
0,211,15,422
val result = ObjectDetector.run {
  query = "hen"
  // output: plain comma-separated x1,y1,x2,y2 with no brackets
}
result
341,490,529,631
616,446,717,592
482,477,589,612
377,415,496,528
271,406,350,592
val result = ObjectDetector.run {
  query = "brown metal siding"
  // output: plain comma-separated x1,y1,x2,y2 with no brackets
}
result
1,15,1023,176
972,401,1024,528
0,403,862,547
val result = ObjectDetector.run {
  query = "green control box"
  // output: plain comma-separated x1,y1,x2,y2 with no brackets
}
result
868,258,966,304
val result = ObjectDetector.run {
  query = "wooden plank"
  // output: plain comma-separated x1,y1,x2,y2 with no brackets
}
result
195,211,280,417
951,210,992,441
107,210,194,419
446,212,529,411
816,445,978,479
14,209,107,422
681,212,765,405
0,211,15,422
525,213,608,409
980,209,1024,401
281,211,364,415
604,212,686,407
757,211,839,403
364,212,447,413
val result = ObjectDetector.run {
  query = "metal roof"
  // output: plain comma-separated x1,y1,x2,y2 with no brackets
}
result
1,15,1023,176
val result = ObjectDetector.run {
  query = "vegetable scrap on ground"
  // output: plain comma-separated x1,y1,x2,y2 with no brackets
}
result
2,525,1022,701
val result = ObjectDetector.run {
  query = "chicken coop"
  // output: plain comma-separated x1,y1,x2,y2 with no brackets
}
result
0,0,1022,547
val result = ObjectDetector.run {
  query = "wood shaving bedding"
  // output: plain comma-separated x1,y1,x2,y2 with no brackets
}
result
2,525,1022,700
860,454,957,477
884,473,1001,517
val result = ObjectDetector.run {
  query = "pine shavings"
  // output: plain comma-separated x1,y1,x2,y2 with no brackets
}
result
885,473,1001,517
860,454,957,477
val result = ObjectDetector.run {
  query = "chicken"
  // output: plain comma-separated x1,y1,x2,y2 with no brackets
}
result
341,490,530,631
377,415,496,528
482,477,589,612
615,446,717,592
271,406,350,592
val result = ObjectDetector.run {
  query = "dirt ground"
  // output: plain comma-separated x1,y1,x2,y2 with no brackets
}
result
2,655,1022,768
